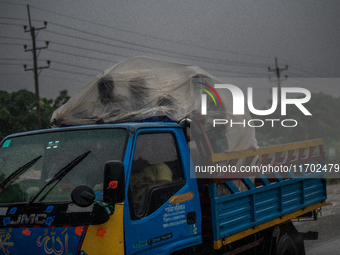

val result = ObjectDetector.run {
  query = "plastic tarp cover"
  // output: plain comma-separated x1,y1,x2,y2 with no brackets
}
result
51,56,257,153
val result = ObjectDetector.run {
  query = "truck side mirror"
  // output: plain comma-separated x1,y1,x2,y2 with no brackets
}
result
71,185,95,207
103,160,125,203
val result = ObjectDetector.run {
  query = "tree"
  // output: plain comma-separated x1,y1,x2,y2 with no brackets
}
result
0,90,70,141
53,90,70,109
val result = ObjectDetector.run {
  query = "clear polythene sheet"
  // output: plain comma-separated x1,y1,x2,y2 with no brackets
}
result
51,56,257,156
50,56,215,127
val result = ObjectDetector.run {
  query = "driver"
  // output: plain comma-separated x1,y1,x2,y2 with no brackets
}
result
130,158,172,214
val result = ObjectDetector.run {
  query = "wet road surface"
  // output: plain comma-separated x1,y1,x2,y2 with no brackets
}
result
294,183,340,255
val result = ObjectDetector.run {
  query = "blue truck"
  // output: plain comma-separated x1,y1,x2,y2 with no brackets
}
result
0,121,326,255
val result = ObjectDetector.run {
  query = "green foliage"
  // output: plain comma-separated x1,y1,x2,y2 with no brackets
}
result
53,90,70,109
0,90,70,141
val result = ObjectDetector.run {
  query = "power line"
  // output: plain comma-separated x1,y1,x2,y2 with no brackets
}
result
0,63,25,66
0,22,24,27
2,2,333,81
47,48,118,64
279,57,339,78
0,6,310,80
0,1,26,7
2,6,270,67
0,72,29,75
52,60,102,72
289,66,328,78
48,43,269,78
49,67,95,77
1,9,270,75
0,42,25,46
41,74,87,84
46,24,198,63
49,39,130,60
45,29,141,57
48,46,267,78
52,21,269,67
0,17,44,22
18,6,272,68
30,4,273,62
0,36,30,41
46,24,269,70
0,58,33,61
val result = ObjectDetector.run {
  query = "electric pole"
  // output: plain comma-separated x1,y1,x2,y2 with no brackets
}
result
23,5,50,129
268,57,288,109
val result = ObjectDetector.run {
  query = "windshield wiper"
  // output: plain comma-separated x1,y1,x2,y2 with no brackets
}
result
28,150,91,205
0,155,42,190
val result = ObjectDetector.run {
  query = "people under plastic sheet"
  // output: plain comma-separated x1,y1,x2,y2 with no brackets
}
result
94,75,122,124
128,77,150,111
50,56,257,154
97,75,115,105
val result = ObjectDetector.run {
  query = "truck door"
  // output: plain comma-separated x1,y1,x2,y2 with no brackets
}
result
124,129,202,255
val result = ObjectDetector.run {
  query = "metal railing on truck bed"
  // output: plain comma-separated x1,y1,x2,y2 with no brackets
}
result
207,139,327,249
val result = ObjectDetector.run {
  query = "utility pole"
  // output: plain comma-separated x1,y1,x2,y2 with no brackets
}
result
268,57,288,109
23,5,50,129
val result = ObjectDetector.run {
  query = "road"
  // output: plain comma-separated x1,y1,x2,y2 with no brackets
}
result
294,183,340,255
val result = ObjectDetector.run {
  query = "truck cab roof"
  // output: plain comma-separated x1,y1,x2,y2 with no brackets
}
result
2,122,183,141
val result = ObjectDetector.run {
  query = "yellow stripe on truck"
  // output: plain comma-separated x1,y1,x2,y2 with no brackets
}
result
81,203,125,255
212,139,323,163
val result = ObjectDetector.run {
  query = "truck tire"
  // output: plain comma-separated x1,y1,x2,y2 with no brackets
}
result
275,233,299,255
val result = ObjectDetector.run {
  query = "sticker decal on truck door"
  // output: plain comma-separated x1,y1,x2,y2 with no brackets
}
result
169,192,194,205
163,204,186,228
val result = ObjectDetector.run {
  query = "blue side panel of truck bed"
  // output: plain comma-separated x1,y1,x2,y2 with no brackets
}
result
209,169,327,242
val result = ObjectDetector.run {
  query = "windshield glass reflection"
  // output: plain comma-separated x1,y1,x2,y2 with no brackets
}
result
0,128,127,204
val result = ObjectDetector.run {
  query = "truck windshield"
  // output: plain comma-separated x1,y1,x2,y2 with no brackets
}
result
0,128,127,205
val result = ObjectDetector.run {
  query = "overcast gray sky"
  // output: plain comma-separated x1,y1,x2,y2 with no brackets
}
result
1,0,339,103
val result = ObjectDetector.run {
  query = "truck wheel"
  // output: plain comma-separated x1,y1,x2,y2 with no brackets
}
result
275,234,299,255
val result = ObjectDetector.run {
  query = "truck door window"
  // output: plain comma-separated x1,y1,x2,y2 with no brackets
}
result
129,132,185,219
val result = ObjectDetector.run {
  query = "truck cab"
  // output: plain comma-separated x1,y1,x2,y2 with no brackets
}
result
0,122,202,255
